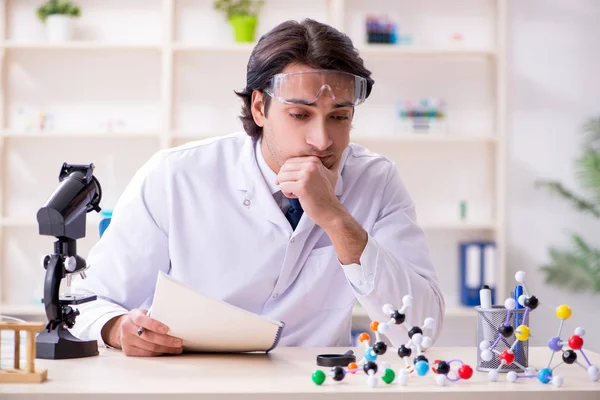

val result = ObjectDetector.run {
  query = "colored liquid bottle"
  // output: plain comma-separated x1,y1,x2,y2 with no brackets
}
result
99,210,112,237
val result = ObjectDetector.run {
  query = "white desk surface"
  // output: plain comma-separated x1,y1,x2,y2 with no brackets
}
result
1,346,599,399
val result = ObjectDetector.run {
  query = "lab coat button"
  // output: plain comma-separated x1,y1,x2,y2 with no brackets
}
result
272,293,279,298
290,237,295,243
243,199,251,206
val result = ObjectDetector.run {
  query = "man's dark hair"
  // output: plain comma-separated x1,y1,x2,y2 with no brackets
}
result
235,19,375,140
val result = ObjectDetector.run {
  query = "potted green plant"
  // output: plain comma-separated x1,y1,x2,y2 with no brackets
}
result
37,0,81,43
214,0,264,43
535,115,600,294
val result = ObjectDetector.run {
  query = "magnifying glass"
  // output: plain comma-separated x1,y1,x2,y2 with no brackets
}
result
316,350,356,367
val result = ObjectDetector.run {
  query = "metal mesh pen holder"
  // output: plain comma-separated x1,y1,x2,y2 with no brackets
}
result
476,306,529,372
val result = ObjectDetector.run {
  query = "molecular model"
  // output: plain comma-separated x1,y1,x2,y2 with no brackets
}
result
480,271,599,387
505,304,599,387
479,270,537,382
311,295,473,387
430,358,474,386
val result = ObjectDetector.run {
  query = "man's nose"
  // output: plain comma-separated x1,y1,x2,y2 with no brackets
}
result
306,121,332,151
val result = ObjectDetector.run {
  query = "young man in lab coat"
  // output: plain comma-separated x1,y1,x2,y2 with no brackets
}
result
70,19,445,356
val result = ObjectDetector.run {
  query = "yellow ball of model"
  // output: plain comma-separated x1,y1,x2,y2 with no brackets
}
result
556,305,572,320
515,325,530,341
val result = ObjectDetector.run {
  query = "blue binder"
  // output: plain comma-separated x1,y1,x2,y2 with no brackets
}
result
460,241,496,306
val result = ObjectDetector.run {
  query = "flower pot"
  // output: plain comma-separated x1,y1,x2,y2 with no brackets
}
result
229,15,257,43
45,14,73,43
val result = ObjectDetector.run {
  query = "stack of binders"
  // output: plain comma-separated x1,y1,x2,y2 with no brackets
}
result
459,241,496,306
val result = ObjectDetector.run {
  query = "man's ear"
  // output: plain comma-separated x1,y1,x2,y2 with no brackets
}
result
251,90,265,127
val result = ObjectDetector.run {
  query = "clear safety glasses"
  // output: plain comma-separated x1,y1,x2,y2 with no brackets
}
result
264,70,368,107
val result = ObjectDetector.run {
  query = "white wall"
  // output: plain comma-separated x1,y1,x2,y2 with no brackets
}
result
507,0,600,351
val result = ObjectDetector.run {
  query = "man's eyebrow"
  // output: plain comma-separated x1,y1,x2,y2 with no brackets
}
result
287,99,353,108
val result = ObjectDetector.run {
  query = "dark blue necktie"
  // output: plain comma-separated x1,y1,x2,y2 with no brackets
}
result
285,198,303,230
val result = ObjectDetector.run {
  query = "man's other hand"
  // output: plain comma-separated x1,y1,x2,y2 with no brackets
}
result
102,308,183,357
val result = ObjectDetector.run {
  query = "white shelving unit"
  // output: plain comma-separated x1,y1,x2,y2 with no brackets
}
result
2,41,162,51
0,0,506,325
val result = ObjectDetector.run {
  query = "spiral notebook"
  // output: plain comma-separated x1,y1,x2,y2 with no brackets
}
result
149,271,285,353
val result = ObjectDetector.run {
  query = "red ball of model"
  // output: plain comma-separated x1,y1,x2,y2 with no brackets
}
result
499,350,515,365
458,364,473,380
568,335,583,350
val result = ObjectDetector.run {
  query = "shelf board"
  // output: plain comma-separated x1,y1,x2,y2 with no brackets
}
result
0,218,494,230
2,301,477,319
171,43,495,58
353,134,497,143
1,217,100,228
171,133,497,144
0,42,494,57
2,303,476,319
357,45,495,58
445,306,476,318
2,131,161,139
2,131,496,143
420,221,497,230
352,305,474,319
1,217,39,227
1,42,161,51
173,43,255,53
0,304,45,318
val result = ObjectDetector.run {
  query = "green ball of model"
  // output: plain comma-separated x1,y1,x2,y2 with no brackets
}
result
312,370,326,385
382,368,396,384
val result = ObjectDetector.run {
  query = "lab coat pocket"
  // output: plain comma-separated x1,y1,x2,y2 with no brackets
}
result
300,246,356,311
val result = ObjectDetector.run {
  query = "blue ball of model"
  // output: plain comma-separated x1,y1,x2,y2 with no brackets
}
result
537,368,552,384
415,360,430,376
363,347,377,362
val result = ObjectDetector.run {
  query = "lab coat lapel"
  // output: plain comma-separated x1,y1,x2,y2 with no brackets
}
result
234,136,293,236
254,182,292,236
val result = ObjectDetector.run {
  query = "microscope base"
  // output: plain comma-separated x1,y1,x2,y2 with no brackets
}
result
36,327,98,359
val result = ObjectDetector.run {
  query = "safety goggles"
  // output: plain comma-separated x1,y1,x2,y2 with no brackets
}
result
264,70,368,107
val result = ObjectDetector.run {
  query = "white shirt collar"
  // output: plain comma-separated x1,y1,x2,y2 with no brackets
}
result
255,138,280,195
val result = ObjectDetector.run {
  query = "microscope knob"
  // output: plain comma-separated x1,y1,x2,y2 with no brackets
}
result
41,255,51,269
65,256,77,272
80,271,87,279
63,306,81,328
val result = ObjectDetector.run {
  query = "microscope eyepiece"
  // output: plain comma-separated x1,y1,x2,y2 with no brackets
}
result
37,163,102,240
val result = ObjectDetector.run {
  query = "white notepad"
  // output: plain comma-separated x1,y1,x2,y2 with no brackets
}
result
149,271,285,353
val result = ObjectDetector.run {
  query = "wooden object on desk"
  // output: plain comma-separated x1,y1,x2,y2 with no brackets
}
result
0,322,47,383
0,346,598,398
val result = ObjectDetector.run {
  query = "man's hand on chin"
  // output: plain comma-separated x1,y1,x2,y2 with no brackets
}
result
276,155,345,230
277,155,367,265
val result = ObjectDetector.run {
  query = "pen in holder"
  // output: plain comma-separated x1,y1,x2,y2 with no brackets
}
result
476,306,529,372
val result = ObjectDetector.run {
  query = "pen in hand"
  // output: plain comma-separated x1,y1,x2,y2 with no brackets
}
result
137,308,152,336
116,308,180,356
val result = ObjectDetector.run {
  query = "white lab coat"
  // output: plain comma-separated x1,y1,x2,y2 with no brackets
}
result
70,132,445,348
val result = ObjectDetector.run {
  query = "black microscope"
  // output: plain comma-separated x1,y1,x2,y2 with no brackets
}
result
35,162,103,359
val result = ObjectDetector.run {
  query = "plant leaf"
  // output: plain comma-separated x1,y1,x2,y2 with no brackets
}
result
576,150,600,204
541,242,600,293
537,114,600,295
571,234,600,281
535,179,600,219
582,116,600,150
37,0,81,21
